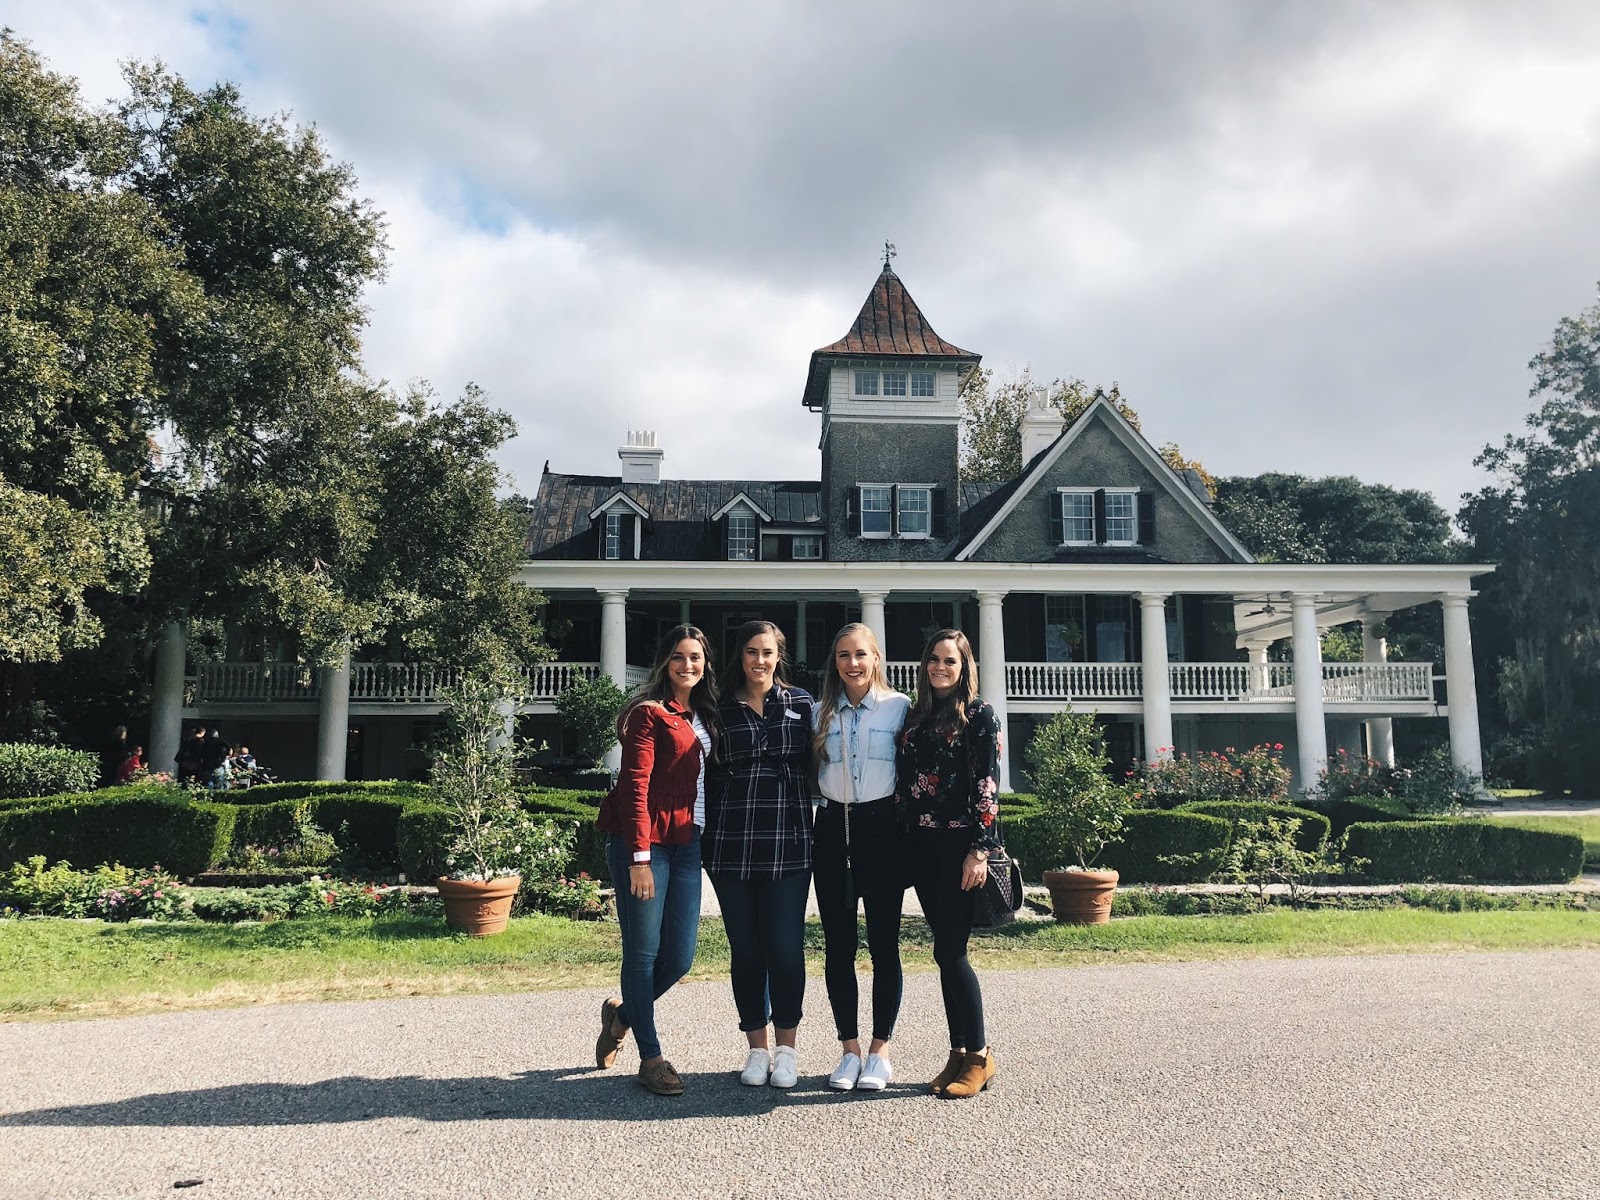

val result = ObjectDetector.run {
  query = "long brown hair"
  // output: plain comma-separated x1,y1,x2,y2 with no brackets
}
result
812,623,890,764
616,624,719,742
720,619,791,699
904,628,979,737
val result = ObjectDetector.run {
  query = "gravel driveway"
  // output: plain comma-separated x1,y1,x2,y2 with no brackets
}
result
1,950,1595,1199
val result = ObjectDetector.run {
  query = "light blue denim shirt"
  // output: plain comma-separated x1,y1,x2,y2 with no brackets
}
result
813,687,911,806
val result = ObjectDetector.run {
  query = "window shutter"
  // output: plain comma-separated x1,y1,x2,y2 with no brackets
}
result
720,515,731,561
596,515,606,559
890,484,900,536
1093,488,1108,544
1137,491,1155,546
621,513,636,561
932,487,949,538
847,487,861,536
781,535,793,560
1048,492,1064,544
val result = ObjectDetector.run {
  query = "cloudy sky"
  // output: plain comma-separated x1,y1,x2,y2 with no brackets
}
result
14,1,1600,519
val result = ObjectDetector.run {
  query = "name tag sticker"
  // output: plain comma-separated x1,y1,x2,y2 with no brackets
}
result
784,708,801,720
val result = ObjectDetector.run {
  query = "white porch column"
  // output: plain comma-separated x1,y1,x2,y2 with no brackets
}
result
976,590,1011,792
315,643,352,781
1291,594,1328,793
149,621,187,776
1361,618,1396,768
858,590,888,648
599,589,629,773
794,598,808,666
1441,594,1484,780
1138,592,1173,763
1243,639,1271,697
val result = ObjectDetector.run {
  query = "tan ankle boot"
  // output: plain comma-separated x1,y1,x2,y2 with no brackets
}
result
929,1049,966,1095
941,1049,996,1099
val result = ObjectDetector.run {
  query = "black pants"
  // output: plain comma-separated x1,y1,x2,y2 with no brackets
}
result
812,798,908,1043
709,870,810,1032
911,826,986,1051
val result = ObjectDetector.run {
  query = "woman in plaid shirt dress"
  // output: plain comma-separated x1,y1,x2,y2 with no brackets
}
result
704,620,816,1089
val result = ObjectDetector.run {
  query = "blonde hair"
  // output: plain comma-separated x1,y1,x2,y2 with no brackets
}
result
811,623,890,764
905,628,979,738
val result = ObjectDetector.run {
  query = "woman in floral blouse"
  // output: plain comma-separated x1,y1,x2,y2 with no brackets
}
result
896,627,1001,1100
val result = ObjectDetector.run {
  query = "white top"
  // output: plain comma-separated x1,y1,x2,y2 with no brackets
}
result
692,713,711,829
813,687,910,806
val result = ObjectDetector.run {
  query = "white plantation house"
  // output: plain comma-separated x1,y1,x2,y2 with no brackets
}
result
151,264,1491,792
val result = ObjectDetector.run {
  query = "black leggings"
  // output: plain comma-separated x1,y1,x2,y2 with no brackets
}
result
709,870,810,1032
912,827,986,1051
813,798,908,1043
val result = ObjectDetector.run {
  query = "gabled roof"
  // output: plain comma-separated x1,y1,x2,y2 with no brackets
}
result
949,396,1255,564
587,491,650,521
528,474,822,560
803,265,980,408
710,491,773,522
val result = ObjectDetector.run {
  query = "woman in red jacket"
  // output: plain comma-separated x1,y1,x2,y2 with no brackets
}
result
594,624,718,1095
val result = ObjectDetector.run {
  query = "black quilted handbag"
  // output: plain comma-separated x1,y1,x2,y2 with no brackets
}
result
971,844,1024,930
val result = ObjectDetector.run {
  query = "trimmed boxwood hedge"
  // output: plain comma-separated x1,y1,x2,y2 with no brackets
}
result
0,791,235,876
0,743,100,800
999,797,1231,884
1345,819,1584,883
1319,795,1413,836
1180,801,1332,851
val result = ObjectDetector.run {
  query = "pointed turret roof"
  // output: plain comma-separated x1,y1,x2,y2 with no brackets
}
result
803,264,979,408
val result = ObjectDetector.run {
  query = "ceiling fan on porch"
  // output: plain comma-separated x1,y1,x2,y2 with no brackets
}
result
1243,601,1280,618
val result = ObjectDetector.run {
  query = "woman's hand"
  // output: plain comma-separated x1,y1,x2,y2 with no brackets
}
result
629,863,655,900
960,852,989,891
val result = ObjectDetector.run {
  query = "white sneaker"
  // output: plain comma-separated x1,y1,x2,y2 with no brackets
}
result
827,1052,862,1091
857,1052,893,1091
739,1048,771,1087
769,1045,799,1089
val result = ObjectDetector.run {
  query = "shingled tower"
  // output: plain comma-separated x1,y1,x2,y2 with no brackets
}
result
804,261,981,560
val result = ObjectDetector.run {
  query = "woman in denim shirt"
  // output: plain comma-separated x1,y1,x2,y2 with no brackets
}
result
811,622,911,1093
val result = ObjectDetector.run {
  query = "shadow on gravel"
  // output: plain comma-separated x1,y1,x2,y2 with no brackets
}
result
0,1069,926,1127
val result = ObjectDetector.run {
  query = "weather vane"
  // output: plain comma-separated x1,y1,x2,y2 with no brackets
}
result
883,240,897,269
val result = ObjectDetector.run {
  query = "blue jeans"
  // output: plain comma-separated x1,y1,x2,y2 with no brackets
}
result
606,831,702,1061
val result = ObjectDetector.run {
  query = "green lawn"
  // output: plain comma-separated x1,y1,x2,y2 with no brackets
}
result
3,908,1596,1021
1489,813,1600,868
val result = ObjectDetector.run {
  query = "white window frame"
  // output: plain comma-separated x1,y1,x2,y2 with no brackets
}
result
910,370,936,397
859,485,892,538
791,534,822,560
853,369,879,396
727,510,758,561
1058,489,1095,545
897,485,932,539
603,511,624,560
1105,488,1139,546
881,370,907,396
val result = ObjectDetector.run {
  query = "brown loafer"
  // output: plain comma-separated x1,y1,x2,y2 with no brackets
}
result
940,1049,996,1099
595,997,627,1069
637,1058,684,1096
929,1049,966,1096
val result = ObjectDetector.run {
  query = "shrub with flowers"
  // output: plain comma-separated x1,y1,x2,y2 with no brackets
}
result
92,870,192,921
1,857,141,916
1127,743,1292,807
1312,746,1480,814
531,871,606,919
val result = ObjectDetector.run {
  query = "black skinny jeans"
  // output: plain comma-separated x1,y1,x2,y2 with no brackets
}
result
911,826,986,1051
709,870,810,1032
812,797,908,1043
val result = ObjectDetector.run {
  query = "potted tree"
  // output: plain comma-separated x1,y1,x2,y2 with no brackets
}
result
1024,710,1131,925
432,673,539,936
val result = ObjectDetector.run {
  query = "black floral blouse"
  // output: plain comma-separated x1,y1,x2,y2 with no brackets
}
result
895,698,1002,853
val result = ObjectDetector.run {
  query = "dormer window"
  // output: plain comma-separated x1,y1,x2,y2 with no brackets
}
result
727,511,757,561
1052,487,1153,548
589,492,649,560
791,535,822,560
603,512,624,559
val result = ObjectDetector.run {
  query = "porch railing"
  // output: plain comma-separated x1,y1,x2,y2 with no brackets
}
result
191,659,1432,706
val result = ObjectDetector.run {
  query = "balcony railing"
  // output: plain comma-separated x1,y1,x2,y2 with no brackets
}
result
191,659,1433,707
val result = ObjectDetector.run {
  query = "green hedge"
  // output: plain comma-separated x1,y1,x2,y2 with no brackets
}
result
215,780,432,806
1101,809,1233,883
1344,820,1584,883
1180,801,1332,851
396,803,453,881
0,743,100,800
1319,795,1414,836
0,791,235,875
522,788,606,880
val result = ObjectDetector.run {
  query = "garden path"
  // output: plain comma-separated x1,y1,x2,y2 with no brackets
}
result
1,950,1594,1199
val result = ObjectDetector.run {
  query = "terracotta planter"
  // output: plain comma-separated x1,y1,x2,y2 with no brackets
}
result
436,875,521,937
1041,867,1119,925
